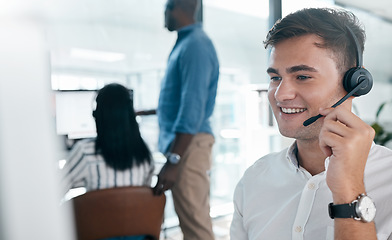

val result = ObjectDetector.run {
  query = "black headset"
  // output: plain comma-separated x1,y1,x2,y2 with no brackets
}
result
342,25,373,96
303,25,373,126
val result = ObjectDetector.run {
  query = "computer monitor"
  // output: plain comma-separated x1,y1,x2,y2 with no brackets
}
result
55,90,97,139
54,89,134,139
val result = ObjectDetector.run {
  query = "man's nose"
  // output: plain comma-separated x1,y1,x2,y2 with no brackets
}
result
274,79,296,102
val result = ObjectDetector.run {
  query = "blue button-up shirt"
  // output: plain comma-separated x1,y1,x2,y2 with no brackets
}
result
158,23,219,153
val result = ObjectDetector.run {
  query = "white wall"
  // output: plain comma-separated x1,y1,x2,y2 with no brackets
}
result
354,82,392,123
0,2,74,239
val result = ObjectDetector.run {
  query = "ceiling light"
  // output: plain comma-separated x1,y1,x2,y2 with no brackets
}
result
70,48,125,62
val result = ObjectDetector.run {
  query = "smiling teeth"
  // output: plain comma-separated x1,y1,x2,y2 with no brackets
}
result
281,108,306,114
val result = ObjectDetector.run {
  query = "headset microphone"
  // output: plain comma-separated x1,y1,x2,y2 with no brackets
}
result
303,80,370,126
303,26,373,127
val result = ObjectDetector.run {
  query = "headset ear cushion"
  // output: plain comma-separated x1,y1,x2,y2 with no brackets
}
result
343,67,373,96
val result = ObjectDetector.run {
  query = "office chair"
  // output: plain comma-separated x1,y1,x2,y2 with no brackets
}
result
71,186,166,240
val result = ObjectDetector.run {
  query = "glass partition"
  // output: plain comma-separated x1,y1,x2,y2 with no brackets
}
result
47,0,289,225
47,0,392,232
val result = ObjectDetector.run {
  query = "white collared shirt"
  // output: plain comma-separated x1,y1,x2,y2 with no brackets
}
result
230,142,392,240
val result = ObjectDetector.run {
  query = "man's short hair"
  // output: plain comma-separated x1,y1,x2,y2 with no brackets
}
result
264,8,366,74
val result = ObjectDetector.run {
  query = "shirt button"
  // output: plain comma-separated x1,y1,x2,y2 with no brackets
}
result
295,226,302,232
308,183,315,190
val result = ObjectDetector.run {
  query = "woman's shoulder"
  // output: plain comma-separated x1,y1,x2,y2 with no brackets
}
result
70,138,96,154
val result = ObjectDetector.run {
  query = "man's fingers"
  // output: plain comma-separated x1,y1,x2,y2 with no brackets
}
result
322,118,351,138
153,180,174,195
319,106,361,129
153,179,165,195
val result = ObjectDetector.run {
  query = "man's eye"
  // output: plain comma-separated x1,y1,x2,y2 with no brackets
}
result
270,76,282,81
297,75,310,80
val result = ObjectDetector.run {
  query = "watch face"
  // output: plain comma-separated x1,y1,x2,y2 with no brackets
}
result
357,196,376,223
167,153,180,164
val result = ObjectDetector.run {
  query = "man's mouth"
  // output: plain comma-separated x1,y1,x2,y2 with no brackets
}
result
281,107,306,114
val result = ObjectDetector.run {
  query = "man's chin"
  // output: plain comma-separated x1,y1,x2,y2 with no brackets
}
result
277,128,296,139
277,125,305,140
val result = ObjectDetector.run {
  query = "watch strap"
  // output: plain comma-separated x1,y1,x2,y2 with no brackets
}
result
328,202,357,219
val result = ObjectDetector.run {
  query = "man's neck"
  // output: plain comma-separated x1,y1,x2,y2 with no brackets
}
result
176,17,195,30
296,139,328,176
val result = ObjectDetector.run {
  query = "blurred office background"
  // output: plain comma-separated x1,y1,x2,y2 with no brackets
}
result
1,0,392,239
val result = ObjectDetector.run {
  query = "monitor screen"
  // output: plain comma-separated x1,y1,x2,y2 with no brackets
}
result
54,89,134,139
55,90,97,139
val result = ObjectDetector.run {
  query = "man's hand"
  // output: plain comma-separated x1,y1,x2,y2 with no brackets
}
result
318,106,375,203
153,133,193,195
153,161,180,195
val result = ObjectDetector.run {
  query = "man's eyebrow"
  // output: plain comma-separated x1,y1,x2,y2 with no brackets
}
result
287,65,317,74
267,67,279,74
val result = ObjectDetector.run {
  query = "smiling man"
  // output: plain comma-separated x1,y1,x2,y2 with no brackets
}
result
230,8,392,240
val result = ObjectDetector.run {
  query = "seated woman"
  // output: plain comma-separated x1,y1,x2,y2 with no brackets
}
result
62,83,156,240
62,83,154,194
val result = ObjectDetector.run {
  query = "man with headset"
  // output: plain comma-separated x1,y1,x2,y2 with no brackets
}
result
230,8,392,240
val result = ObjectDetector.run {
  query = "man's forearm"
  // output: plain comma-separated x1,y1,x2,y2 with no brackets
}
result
334,219,377,240
169,133,194,157
331,186,377,239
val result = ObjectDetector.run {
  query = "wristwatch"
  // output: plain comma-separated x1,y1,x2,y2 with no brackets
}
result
328,193,376,223
166,153,181,164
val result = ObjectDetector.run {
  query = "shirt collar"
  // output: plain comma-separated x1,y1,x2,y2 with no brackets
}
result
285,140,330,172
286,141,300,169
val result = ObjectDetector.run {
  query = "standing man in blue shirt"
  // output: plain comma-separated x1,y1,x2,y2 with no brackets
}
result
138,0,219,239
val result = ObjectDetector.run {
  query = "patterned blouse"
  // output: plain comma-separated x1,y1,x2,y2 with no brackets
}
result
61,138,154,195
